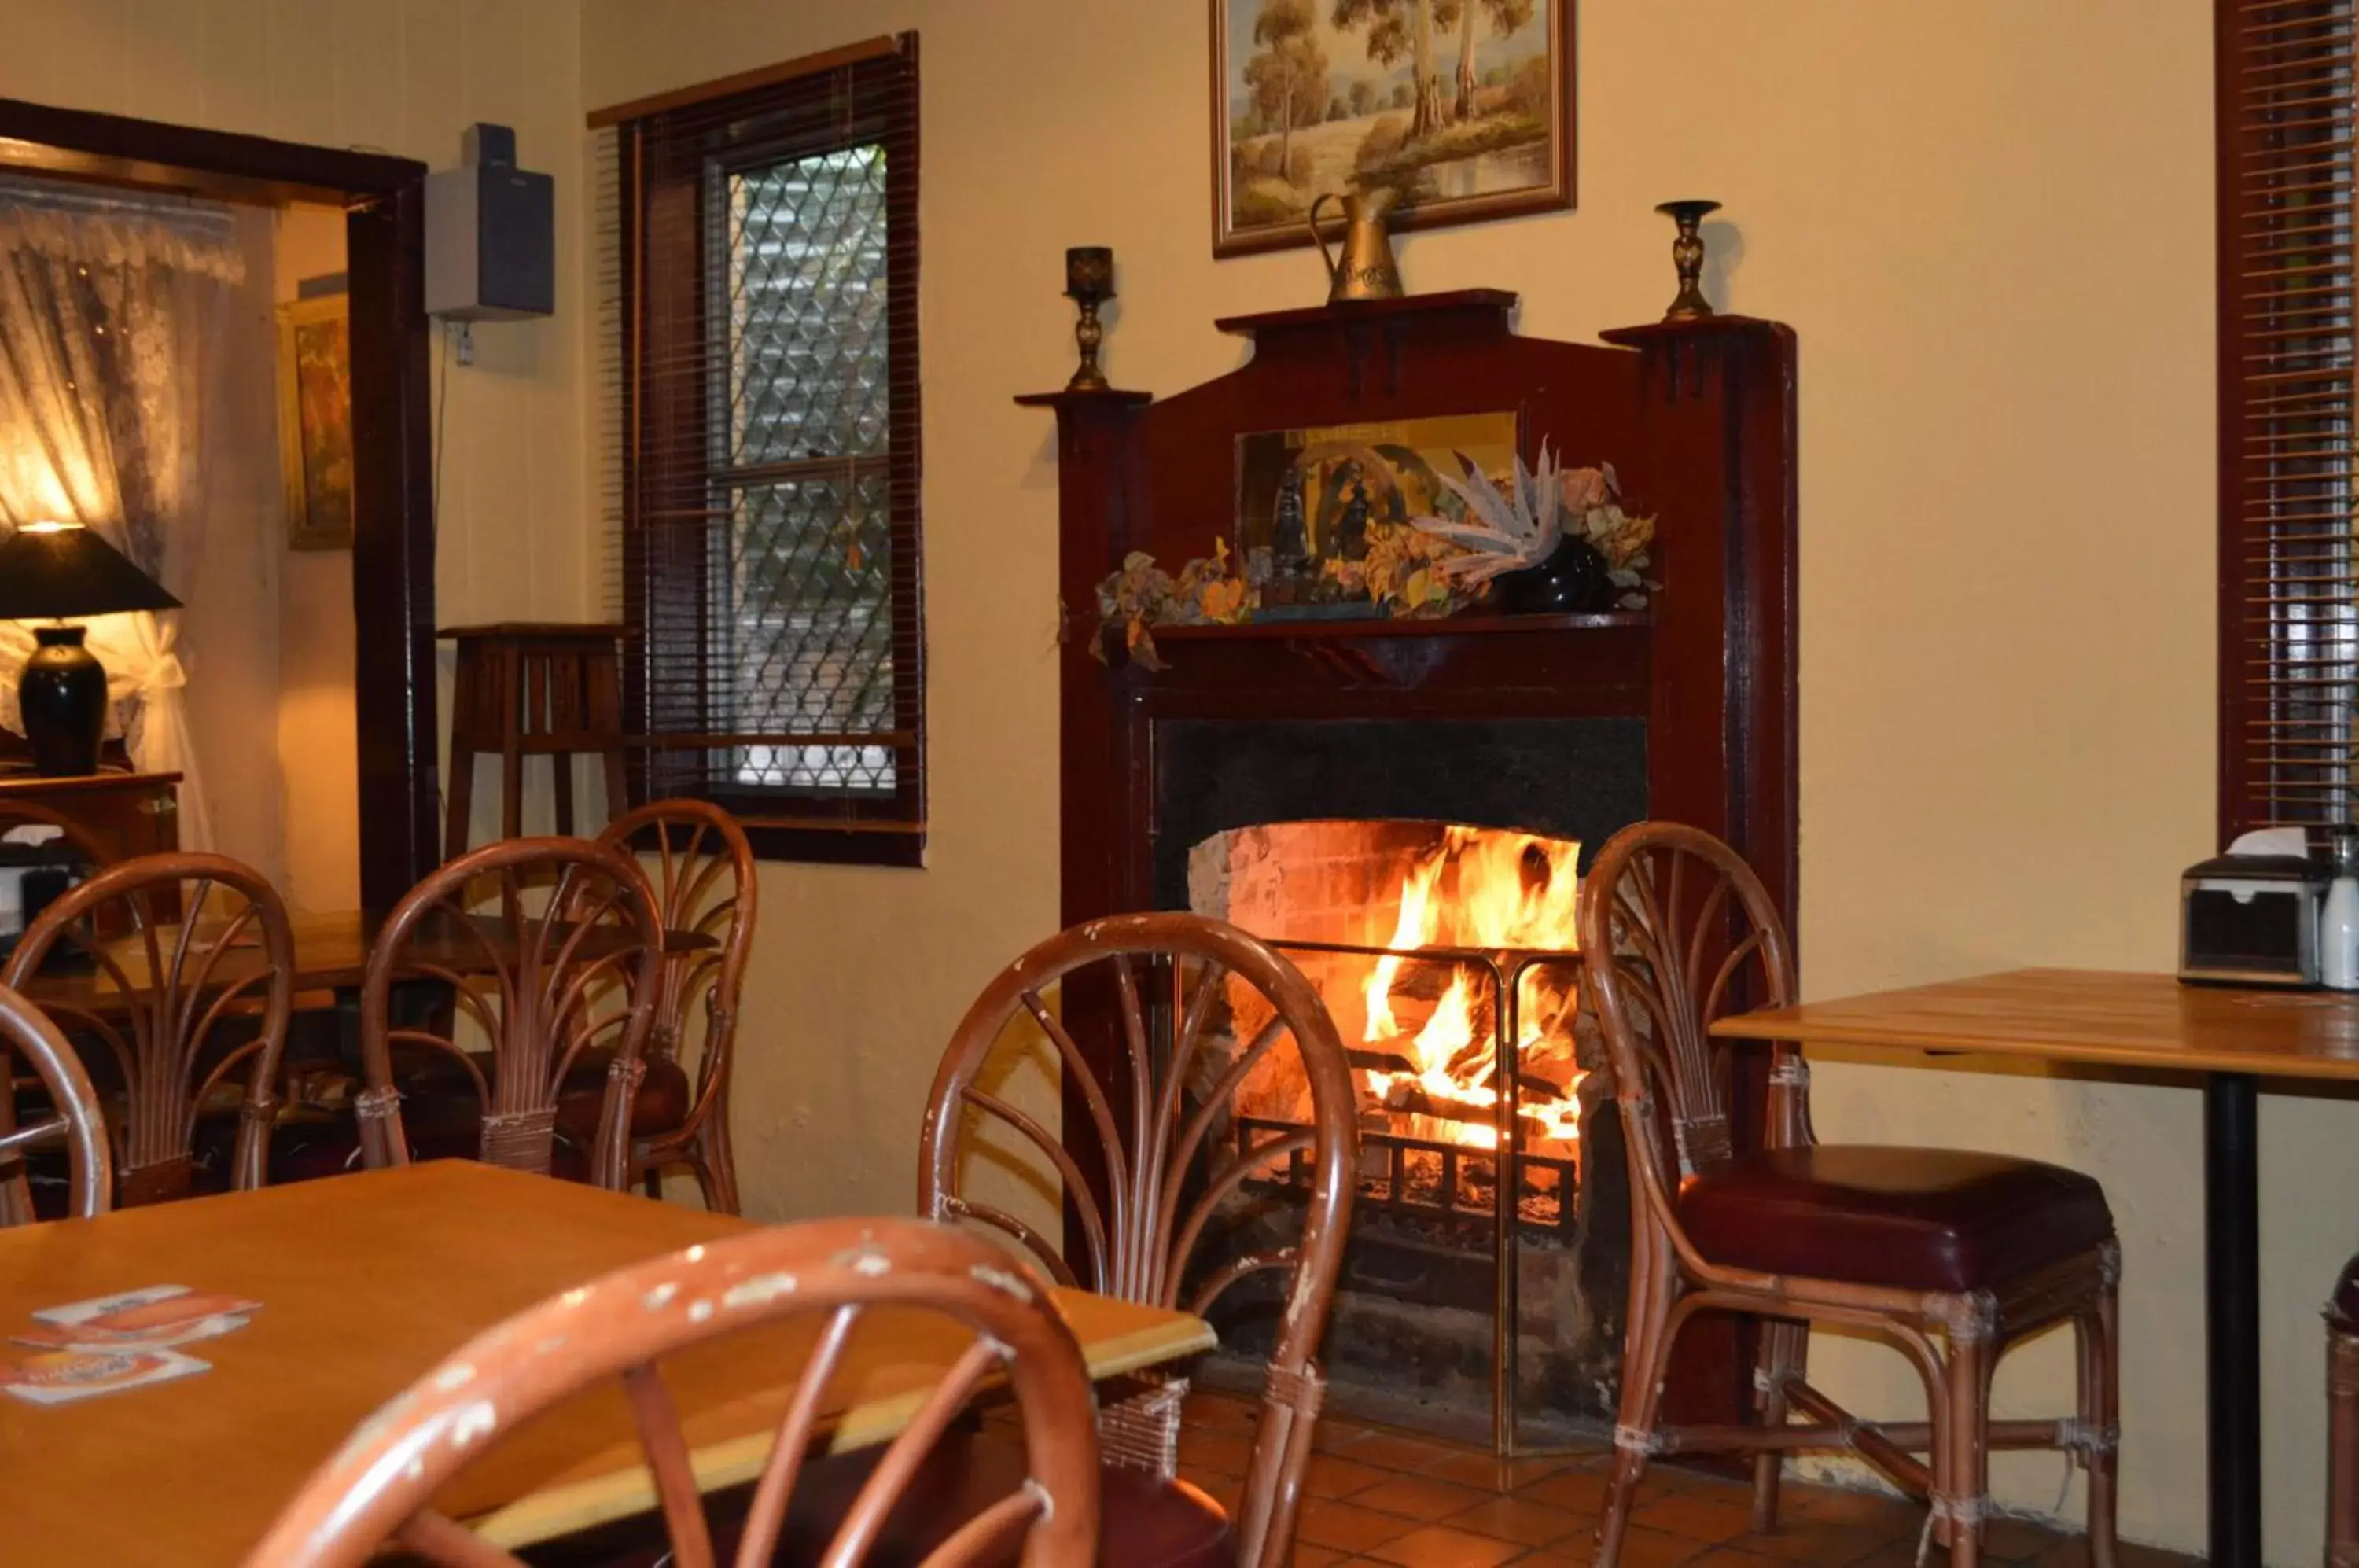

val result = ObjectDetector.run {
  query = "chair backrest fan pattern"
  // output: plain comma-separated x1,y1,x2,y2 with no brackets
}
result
357,836,664,1188
0,852,293,1207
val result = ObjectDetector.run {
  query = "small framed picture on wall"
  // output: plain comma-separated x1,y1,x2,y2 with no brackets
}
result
275,292,355,551
1211,0,1575,257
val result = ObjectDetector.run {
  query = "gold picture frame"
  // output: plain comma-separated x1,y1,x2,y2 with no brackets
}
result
275,293,355,551
1211,0,1575,258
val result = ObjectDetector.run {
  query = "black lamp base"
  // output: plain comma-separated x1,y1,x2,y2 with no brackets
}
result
19,625,107,778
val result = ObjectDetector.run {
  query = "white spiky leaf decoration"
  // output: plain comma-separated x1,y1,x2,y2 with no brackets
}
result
1410,440,1566,584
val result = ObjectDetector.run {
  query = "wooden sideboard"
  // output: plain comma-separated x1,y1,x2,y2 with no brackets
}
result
0,770,180,861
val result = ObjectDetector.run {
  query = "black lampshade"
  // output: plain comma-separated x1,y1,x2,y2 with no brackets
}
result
0,521,180,620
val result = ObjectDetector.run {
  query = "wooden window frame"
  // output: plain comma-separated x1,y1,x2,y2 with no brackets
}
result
601,36,926,867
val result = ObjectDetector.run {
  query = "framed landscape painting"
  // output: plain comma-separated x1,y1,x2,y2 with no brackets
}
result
1212,0,1574,257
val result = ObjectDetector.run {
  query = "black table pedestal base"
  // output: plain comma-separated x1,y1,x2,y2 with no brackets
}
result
2204,1071,2261,1568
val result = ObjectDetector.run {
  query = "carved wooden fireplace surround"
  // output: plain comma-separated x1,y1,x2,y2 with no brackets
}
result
1020,289,1798,1434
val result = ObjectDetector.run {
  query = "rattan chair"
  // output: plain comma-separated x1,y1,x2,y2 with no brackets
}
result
0,981,109,1223
2331,1257,2359,1568
355,836,664,1191
1577,823,2120,1568
591,799,756,1213
919,911,1357,1568
0,852,293,1211
244,1216,1102,1568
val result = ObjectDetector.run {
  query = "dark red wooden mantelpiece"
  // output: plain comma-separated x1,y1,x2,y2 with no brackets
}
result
1021,289,1797,931
1019,288,1798,1436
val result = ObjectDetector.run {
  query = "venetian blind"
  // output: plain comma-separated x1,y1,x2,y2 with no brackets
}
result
591,35,925,865
2221,0,2359,834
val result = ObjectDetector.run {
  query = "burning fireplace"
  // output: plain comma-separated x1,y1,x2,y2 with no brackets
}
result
1184,819,1629,1448
1029,289,1798,1454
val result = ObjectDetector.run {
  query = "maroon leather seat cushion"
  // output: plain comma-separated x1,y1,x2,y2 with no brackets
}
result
524,1430,1232,1568
1679,1144,2114,1294
2332,1254,2359,1330
554,1049,693,1143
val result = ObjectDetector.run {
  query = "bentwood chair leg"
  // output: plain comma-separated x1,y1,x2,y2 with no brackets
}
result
2080,1284,2121,1568
1750,1317,1804,1532
1596,1282,1678,1568
1944,1333,1991,1568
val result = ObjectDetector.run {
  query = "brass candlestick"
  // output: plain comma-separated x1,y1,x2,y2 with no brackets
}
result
1654,200,1721,322
1064,245,1114,392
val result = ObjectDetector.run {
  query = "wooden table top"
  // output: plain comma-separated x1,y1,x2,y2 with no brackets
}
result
18,907,713,1010
0,1163,1216,1565
1709,966,2359,1082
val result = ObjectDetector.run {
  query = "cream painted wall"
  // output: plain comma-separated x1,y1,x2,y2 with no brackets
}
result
578,1,2319,1557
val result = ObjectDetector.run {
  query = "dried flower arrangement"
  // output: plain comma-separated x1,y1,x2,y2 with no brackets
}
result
1087,447,1655,667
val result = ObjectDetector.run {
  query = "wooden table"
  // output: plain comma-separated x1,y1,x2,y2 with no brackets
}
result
16,908,713,1010
1711,966,2359,1568
0,1161,1216,1565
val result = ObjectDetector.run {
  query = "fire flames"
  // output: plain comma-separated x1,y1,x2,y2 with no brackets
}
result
1358,826,1585,1154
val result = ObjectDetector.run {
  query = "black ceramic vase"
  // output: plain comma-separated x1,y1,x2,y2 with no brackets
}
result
1492,536,1614,615
20,625,108,777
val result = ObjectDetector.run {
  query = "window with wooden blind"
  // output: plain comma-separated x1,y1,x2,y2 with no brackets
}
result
2219,1,2357,837
592,35,924,865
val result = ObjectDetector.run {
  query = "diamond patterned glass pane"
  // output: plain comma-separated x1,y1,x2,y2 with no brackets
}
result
723,147,889,466
715,474,896,793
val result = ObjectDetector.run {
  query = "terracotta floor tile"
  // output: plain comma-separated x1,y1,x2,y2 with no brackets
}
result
1181,1391,1260,1434
1348,1430,1489,1474
1515,1465,1616,1514
1355,1474,1498,1522
1632,1486,1761,1544
1294,1498,1419,1555
1360,1525,1529,1568
1548,1523,1706,1568
1684,1549,1787,1567
1411,1446,1573,1492
1441,1494,1592,1547
1776,1482,1921,1533
1726,1523,1895,1564
1315,1417,1381,1454
1177,1429,1256,1477
1289,1547,1349,1568
1307,1453,1396,1500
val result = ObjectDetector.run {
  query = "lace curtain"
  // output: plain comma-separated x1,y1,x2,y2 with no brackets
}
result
0,180,242,848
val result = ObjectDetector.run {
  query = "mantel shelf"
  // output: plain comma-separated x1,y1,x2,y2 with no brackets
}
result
1147,609,1648,644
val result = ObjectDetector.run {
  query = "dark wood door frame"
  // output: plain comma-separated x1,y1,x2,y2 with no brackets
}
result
0,98,439,913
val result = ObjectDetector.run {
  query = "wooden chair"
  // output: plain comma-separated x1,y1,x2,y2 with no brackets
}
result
919,911,1358,1568
0,981,110,1223
1577,823,2120,1568
356,837,664,1191
2331,1257,2359,1568
244,1216,1102,1568
591,798,756,1213
0,852,294,1211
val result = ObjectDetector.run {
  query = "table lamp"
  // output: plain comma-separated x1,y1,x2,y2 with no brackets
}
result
0,521,181,777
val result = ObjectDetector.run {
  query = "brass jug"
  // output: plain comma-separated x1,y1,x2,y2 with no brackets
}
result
1308,189,1404,303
